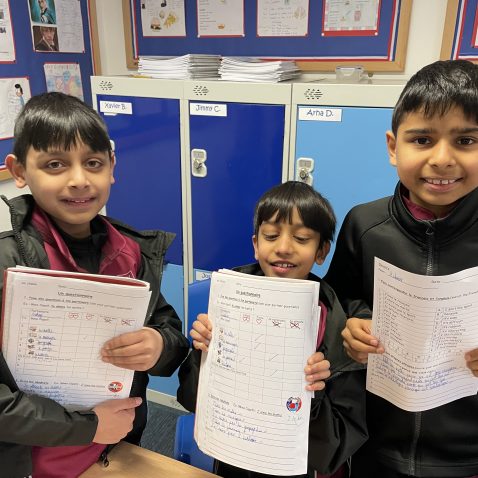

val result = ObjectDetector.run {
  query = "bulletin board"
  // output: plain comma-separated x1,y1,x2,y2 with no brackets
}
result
0,0,96,181
440,0,478,61
123,0,412,73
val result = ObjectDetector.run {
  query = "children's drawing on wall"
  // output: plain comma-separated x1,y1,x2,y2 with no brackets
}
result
44,62,84,100
0,0,15,62
0,78,31,139
257,0,309,37
29,0,57,25
322,0,381,36
33,25,58,51
29,0,85,53
140,0,186,37
197,0,245,37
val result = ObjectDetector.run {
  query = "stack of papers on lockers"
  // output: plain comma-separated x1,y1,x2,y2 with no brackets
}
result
137,54,221,79
219,57,301,82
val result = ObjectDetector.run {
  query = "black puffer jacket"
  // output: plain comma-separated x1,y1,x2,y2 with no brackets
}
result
177,263,367,476
325,183,478,477
0,194,189,477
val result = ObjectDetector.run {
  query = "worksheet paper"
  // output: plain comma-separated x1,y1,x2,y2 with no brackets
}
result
367,258,478,412
1,267,151,410
194,269,320,476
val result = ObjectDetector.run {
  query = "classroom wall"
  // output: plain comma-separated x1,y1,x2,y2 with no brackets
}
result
94,0,448,80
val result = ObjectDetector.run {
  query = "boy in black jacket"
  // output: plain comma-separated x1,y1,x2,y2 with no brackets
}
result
325,59,478,478
1,92,189,477
178,181,367,478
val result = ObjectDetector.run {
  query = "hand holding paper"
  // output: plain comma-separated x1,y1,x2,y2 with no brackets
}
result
92,397,142,444
342,317,384,363
304,351,330,392
367,258,478,412
101,327,164,371
190,313,212,352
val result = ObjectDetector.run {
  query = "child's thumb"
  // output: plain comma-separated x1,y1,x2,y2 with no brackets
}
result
115,397,142,411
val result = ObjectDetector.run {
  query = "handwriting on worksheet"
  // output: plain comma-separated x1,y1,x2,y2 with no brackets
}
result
367,258,478,411
195,270,320,476
3,268,151,409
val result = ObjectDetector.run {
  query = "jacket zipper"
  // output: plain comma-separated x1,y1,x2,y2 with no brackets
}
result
99,449,110,467
408,223,435,475
9,204,30,266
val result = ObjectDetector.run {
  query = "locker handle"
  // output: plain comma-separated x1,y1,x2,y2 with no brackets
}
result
191,148,207,178
295,157,314,186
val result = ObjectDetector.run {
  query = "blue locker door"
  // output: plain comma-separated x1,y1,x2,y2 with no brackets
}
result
96,94,183,266
295,106,398,275
96,95,184,397
189,102,285,277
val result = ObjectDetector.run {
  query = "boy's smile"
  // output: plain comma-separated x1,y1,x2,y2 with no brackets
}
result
252,208,329,280
7,141,115,238
387,106,478,218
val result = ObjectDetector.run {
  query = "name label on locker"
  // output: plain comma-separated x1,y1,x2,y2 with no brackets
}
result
99,101,133,115
298,107,342,122
190,103,227,117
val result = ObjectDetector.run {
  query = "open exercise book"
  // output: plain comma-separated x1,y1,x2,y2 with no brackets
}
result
1,266,151,410
194,269,320,476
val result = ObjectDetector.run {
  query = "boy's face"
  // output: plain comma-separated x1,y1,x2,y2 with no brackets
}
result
7,141,115,238
387,106,478,217
252,207,329,280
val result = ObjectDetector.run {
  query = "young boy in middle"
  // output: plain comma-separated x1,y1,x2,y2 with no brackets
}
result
177,181,367,478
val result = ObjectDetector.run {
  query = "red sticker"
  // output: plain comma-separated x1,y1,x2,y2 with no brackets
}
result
108,381,123,393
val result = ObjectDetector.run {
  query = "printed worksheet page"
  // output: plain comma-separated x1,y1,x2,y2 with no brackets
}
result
194,269,320,476
2,267,151,410
367,258,478,411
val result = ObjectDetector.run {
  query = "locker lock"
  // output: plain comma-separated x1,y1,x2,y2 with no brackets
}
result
295,157,314,186
298,168,309,181
191,149,207,178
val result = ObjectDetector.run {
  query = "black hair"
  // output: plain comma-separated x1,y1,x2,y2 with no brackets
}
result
253,181,336,247
13,92,112,166
392,60,478,135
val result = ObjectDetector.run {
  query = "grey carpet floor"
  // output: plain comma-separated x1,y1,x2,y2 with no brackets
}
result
141,401,187,458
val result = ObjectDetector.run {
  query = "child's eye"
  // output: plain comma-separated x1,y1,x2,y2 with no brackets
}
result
294,236,310,243
413,137,430,145
263,234,278,241
85,159,104,169
46,160,64,170
457,137,475,146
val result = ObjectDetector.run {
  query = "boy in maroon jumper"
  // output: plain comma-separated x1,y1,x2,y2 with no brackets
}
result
1,92,189,477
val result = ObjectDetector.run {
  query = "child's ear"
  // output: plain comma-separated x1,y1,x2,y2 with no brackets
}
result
109,152,116,185
315,241,331,266
386,130,397,167
5,154,28,188
252,235,259,261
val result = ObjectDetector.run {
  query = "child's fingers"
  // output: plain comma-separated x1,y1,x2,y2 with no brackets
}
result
345,318,380,346
191,320,212,341
306,351,325,365
305,368,330,383
342,318,385,362
190,328,210,345
196,313,213,330
465,349,478,376
305,380,326,392
304,357,330,375
193,339,209,352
